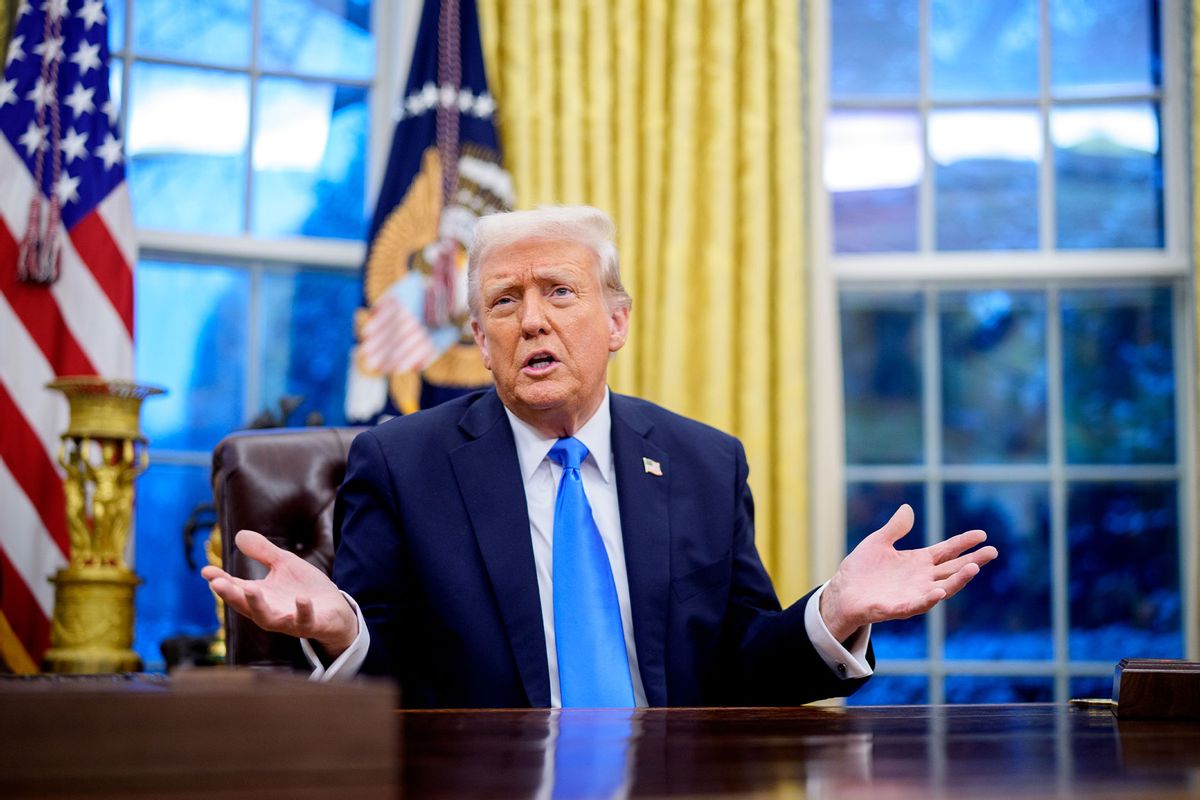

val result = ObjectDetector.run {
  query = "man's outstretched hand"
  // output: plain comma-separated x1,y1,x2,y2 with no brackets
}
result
201,530,358,658
820,504,998,643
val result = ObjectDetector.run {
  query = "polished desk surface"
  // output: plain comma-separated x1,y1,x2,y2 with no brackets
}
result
400,703,1200,799
4,674,1199,799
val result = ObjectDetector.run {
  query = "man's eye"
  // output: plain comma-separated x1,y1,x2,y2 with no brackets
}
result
551,286,573,297
491,296,514,309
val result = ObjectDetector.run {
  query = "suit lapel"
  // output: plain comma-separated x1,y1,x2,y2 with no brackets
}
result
610,394,671,707
449,391,551,707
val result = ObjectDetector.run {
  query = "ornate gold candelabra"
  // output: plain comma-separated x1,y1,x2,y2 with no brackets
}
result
42,377,163,674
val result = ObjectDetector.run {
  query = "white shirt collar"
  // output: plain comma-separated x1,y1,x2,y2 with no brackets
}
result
504,388,614,484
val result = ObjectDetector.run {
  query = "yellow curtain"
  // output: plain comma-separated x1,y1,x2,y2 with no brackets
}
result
477,0,810,602
1,0,12,60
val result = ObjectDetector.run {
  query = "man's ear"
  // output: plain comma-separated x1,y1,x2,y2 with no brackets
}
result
472,319,493,370
608,305,630,353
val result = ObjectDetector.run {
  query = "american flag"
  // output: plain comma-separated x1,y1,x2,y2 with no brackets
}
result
0,0,134,672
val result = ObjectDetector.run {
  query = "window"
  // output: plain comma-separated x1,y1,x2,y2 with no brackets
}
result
106,0,382,668
827,0,1165,257
818,0,1194,704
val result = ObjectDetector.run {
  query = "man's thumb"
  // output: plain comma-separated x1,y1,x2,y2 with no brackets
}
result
876,504,915,545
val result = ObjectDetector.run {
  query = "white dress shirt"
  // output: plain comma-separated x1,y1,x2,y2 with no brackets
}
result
307,389,874,693
503,388,648,707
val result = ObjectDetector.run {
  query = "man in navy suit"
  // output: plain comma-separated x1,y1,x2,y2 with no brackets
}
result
204,206,997,708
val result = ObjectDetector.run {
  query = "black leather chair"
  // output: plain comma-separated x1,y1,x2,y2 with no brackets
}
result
211,427,364,669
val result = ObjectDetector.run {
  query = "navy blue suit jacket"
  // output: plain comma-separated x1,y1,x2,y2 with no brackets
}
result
331,388,871,708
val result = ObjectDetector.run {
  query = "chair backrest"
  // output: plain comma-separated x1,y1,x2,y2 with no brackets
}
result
211,427,364,669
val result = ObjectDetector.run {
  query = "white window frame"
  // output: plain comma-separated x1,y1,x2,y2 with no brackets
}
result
806,0,1197,702
109,0,421,461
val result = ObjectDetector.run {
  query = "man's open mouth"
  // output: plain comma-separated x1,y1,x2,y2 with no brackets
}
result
524,353,558,371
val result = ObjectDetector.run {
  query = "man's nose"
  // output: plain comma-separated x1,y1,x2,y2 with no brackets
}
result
519,292,549,336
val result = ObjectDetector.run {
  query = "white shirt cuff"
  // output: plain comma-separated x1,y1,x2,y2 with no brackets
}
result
301,591,371,681
804,582,874,680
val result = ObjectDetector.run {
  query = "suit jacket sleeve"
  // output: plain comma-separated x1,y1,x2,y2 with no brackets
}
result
331,429,407,679
717,440,874,706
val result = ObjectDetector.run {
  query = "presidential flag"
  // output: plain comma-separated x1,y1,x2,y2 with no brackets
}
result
345,0,512,421
0,0,134,671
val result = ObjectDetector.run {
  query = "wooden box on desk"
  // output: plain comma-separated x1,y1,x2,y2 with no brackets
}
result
0,670,398,798
1113,658,1200,719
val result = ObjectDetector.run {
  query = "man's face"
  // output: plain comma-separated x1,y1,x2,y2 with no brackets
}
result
471,237,629,436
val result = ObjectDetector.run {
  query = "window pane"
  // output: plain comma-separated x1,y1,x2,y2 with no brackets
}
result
132,0,251,67
1053,103,1163,249
1068,482,1181,662
259,0,374,80
945,676,1054,703
258,268,361,427
847,483,926,658
135,261,248,451
830,0,918,99
941,291,1047,463
944,483,1052,661
841,292,923,464
1069,676,1113,700
931,108,1040,251
252,78,368,239
931,0,1040,99
127,63,249,234
1061,286,1174,464
1051,0,1161,94
109,0,126,52
133,463,219,671
826,110,921,253
847,675,928,706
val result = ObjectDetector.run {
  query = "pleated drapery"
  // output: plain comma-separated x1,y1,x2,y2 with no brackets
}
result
1,1,12,59
477,0,811,601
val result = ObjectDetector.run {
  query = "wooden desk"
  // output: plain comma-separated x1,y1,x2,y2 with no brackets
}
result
401,704,1200,799
4,677,1199,798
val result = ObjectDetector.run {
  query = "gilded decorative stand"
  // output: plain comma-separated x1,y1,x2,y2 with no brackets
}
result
42,377,163,674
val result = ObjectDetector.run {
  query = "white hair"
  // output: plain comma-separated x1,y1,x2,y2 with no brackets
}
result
467,205,632,319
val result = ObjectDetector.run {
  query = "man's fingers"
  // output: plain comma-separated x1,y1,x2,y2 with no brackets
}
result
934,561,981,601
932,545,999,580
242,582,286,631
927,529,988,563
204,568,252,594
234,529,286,569
207,576,250,616
888,587,947,622
200,565,230,582
921,587,947,612
874,504,915,545
294,595,314,633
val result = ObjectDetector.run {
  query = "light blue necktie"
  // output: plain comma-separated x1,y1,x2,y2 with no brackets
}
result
548,437,635,708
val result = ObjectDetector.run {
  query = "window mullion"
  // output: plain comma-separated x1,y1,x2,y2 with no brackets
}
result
918,0,933,254
1046,283,1069,702
1038,0,1055,253
922,284,945,703
245,0,263,236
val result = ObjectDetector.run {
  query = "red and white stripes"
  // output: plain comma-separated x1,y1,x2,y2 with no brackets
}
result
0,132,133,671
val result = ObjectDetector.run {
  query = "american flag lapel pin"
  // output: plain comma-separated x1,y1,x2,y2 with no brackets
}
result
642,457,663,477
